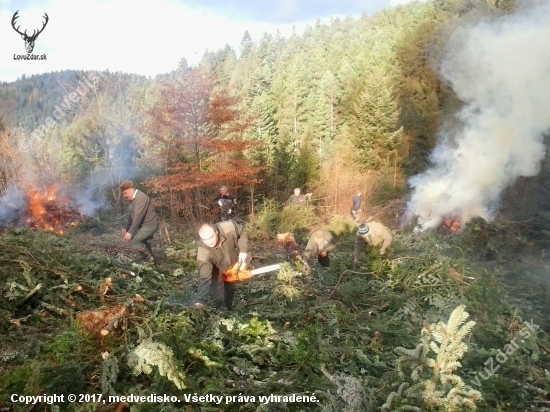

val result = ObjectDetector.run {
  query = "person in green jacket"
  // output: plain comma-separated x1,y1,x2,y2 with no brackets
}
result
303,230,336,269
353,221,393,267
193,220,249,310
288,188,313,206
120,180,159,264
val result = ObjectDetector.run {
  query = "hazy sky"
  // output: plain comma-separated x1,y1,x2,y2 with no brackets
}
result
0,0,418,82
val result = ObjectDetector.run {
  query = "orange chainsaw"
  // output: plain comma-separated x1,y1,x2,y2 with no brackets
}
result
223,262,281,282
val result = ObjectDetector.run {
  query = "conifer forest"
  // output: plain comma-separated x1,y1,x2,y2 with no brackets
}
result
4,0,550,411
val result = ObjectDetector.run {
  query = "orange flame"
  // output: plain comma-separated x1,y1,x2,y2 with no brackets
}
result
25,185,83,234
441,218,461,234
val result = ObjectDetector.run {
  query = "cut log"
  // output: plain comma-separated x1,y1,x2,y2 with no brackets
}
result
76,304,127,337
100,305,127,336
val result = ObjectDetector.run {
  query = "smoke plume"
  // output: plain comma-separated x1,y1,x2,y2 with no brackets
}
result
0,131,139,228
0,185,27,226
73,135,140,217
0,70,144,230
406,1,550,232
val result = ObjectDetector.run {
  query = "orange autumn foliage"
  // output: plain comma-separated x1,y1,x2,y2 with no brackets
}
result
141,69,265,219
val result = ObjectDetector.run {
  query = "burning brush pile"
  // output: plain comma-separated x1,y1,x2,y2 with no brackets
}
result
440,217,461,235
0,184,84,234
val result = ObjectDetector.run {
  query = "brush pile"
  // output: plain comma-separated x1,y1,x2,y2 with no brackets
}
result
2,215,550,411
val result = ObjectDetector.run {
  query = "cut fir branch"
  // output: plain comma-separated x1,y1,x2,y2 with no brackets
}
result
385,305,482,411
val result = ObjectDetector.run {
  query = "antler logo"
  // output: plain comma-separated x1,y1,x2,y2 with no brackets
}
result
11,11,49,54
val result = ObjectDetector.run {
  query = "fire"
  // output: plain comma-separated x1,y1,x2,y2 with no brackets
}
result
25,185,83,234
441,218,461,235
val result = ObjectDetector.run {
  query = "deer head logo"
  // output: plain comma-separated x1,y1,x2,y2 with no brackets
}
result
11,11,49,54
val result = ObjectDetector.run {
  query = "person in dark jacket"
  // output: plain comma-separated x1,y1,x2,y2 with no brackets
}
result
351,191,361,222
120,180,159,263
303,230,336,269
215,185,237,221
193,220,249,309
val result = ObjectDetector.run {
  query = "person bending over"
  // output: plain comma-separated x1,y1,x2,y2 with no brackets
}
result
193,221,248,310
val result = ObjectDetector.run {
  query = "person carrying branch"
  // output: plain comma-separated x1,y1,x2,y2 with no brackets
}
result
303,230,336,270
215,185,237,221
193,220,249,310
119,180,159,264
353,221,393,267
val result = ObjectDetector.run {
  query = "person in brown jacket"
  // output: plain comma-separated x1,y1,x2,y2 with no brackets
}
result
193,220,249,310
353,221,393,267
303,230,336,269
119,180,159,263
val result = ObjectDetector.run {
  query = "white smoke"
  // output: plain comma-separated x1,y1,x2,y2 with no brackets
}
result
0,185,27,226
407,2,550,232
0,129,139,227
0,70,144,229
73,136,140,216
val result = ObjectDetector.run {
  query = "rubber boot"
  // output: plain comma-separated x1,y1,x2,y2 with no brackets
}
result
138,246,155,264
145,242,155,264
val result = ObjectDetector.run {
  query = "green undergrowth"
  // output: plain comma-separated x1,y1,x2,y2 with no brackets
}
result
247,200,321,242
2,218,550,411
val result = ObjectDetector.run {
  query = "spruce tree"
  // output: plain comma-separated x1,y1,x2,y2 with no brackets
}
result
352,70,403,171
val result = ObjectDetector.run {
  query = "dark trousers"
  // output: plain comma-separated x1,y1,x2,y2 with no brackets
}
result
318,253,330,267
210,267,235,309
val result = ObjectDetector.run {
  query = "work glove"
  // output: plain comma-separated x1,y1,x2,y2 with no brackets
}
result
218,200,223,207
238,252,248,270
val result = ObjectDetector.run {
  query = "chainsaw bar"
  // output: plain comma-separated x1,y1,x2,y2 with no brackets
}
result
250,264,281,276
